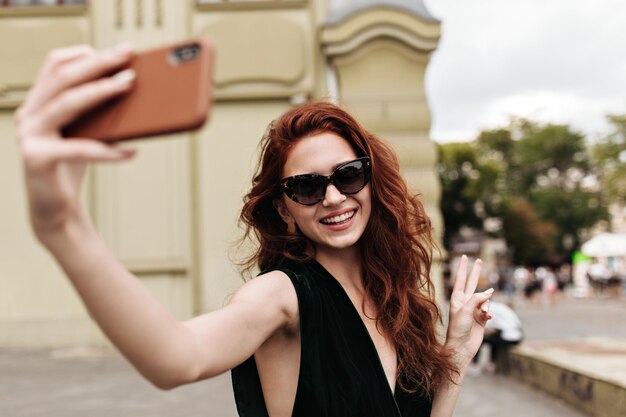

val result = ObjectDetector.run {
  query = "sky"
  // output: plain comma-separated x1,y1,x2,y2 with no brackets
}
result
423,0,626,143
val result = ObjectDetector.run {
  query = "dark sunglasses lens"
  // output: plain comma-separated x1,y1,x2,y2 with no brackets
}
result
334,160,368,194
288,176,326,205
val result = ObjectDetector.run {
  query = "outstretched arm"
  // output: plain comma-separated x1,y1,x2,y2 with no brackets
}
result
431,256,493,417
16,44,295,389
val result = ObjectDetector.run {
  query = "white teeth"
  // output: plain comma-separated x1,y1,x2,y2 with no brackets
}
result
321,210,355,225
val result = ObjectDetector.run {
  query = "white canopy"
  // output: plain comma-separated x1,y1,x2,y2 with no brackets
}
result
581,233,626,257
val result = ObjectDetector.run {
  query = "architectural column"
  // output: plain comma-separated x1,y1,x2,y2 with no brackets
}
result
320,4,446,298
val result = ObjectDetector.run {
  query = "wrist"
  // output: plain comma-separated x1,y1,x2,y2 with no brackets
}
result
34,207,95,250
444,341,473,372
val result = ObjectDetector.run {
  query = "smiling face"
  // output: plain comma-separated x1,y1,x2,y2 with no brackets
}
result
276,132,372,255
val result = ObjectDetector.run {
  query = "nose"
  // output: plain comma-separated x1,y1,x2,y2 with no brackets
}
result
322,183,346,207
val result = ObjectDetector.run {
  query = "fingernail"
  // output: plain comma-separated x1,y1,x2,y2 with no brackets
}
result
112,69,136,86
486,288,494,293
117,148,136,156
115,42,134,55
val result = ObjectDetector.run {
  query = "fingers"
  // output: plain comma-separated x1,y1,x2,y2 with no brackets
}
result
477,306,493,324
20,45,96,116
465,288,494,323
51,140,136,164
464,258,482,296
452,255,483,296
478,299,493,321
22,138,136,172
38,44,95,77
20,43,134,117
452,255,468,294
24,68,136,136
470,288,494,309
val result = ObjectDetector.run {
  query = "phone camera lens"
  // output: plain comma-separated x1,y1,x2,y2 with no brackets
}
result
170,43,200,65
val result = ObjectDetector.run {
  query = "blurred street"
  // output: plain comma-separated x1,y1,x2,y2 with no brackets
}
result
457,293,626,417
0,293,623,417
507,293,626,341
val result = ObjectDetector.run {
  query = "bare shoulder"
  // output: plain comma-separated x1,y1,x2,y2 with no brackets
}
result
229,270,299,330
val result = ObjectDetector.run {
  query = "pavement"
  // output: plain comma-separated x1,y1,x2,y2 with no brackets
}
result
510,338,626,417
0,348,587,417
0,293,624,417
505,293,626,417
515,337,626,389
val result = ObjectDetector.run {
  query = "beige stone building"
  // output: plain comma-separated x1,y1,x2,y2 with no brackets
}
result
0,0,443,348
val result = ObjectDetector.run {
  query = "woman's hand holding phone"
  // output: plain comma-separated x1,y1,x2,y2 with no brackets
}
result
16,44,138,240
17,38,214,239
14,41,223,389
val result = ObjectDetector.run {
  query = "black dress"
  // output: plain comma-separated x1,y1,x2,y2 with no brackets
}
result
231,259,432,417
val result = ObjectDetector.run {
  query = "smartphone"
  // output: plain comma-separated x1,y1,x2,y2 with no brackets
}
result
63,38,214,142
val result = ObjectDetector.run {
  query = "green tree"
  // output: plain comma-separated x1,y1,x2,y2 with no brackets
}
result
592,114,626,205
437,142,484,249
514,123,589,195
530,187,606,255
501,197,557,265
514,122,608,255
477,128,515,161
438,120,610,264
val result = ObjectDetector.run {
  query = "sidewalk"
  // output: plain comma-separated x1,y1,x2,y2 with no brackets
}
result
0,348,236,417
0,347,586,417
510,337,626,417
1,294,623,417
502,293,626,417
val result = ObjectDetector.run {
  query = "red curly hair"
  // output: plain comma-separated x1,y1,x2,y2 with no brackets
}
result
239,101,457,395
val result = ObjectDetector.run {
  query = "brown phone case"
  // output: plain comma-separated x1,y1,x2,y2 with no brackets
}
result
63,38,214,142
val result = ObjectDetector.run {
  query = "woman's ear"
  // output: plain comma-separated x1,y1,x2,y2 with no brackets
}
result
273,199,297,234
273,198,293,224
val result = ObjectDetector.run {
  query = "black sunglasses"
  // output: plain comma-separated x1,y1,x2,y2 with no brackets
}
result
280,157,372,205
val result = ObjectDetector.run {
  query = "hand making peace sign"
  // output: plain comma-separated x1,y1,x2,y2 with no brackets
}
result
445,255,494,368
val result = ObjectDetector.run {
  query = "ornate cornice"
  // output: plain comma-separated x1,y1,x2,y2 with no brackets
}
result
320,6,440,58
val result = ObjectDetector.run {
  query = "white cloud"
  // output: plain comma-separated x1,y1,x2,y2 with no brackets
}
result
424,0,626,142
481,91,623,133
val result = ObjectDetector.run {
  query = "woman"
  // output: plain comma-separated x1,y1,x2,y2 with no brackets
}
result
16,44,493,417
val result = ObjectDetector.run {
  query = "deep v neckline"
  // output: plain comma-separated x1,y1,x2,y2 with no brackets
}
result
311,260,402,408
